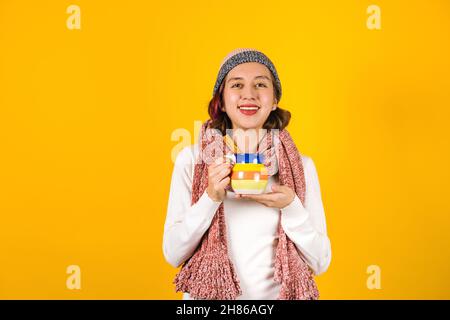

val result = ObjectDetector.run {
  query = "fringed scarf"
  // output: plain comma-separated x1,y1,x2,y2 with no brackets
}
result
173,119,319,300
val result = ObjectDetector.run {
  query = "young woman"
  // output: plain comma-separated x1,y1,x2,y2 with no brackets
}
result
163,48,331,300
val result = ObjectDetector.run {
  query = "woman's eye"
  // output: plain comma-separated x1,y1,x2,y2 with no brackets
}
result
231,83,267,88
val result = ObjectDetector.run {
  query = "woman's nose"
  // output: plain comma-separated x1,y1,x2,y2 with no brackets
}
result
241,85,257,99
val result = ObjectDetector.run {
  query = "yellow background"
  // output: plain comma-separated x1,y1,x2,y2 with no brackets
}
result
1,0,449,299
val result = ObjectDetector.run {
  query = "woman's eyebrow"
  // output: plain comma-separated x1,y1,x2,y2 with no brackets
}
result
254,75,271,81
227,75,271,83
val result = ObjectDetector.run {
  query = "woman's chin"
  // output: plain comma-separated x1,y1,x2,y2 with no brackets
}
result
233,119,264,130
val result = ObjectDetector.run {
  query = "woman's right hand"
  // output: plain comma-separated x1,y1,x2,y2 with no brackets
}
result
206,157,232,203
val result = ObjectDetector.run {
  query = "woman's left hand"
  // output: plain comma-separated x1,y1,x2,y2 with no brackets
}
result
236,184,296,209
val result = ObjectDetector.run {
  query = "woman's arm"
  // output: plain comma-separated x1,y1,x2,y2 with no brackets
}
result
280,156,332,276
162,146,222,268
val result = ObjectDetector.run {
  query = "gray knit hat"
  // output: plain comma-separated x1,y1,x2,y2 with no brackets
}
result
212,48,282,101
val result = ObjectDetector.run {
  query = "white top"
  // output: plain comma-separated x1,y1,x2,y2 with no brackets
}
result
163,144,332,300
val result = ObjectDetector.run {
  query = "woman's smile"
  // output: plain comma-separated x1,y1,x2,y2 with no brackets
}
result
238,103,260,116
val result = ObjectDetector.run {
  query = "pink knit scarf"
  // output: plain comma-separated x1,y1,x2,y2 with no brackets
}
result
173,120,319,300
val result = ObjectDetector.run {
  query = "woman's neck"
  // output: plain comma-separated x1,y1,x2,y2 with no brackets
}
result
229,127,267,154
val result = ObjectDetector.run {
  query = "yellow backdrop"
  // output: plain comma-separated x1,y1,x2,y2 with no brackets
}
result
0,0,449,299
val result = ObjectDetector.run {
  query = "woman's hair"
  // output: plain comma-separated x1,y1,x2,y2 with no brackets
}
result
207,74,291,135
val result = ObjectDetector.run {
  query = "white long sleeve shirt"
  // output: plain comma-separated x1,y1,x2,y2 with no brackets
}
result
163,144,331,300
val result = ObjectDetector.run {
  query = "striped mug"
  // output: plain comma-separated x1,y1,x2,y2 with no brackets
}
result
230,153,268,194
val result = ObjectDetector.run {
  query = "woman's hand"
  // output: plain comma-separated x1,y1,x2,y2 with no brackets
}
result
236,184,296,209
206,157,232,203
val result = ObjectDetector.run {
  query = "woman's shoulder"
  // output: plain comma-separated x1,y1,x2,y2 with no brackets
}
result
300,154,312,166
171,144,200,184
300,154,317,175
173,144,200,167
299,154,321,185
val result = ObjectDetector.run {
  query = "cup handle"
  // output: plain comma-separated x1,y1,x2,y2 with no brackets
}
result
224,153,236,165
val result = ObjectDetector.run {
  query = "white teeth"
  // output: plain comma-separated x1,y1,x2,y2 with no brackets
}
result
239,107,259,110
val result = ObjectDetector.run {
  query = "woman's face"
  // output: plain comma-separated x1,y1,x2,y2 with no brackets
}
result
222,62,277,131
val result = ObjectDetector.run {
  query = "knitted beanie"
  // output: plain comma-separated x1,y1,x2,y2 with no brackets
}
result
212,48,282,102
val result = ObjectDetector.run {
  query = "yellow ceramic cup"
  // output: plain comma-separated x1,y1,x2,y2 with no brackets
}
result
231,160,269,194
